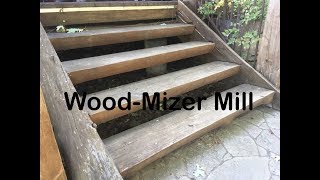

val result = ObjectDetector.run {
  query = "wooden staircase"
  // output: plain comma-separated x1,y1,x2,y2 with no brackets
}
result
40,1,280,179
62,41,215,84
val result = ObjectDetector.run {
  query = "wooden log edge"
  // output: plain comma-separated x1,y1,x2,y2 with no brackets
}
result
40,22,123,180
40,86,67,180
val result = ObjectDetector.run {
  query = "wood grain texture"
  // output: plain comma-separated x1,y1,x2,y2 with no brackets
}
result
256,0,280,89
40,1,178,8
40,86,67,180
40,22,123,180
86,61,240,124
103,84,275,177
40,6,177,26
49,23,194,50
40,6,176,13
63,41,214,84
177,1,280,110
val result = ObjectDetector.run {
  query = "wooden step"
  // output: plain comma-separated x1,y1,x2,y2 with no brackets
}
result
49,23,195,51
86,61,240,124
63,41,215,84
103,84,275,177
40,1,178,8
40,5,176,26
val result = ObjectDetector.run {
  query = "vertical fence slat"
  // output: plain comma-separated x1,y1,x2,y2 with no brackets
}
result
233,4,241,51
222,0,227,26
229,2,234,48
236,3,241,26
254,0,266,66
246,39,252,61
239,43,243,57
230,2,234,22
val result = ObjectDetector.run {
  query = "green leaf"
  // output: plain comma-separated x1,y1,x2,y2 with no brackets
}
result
66,28,84,33
222,32,228,37
56,25,66,33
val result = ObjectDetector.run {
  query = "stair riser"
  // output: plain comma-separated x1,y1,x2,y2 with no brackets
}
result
117,92,274,177
90,65,240,124
68,44,215,85
50,25,195,50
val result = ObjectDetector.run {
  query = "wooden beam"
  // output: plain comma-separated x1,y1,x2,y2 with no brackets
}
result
177,1,280,110
48,23,194,50
40,6,176,13
40,86,67,180
103,84,275,177
40,1,178,8
40,22,123,180
256,0,280,89
40,5,177,26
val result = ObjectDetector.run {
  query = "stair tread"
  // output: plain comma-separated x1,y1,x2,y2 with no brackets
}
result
40,5,177,26
62,41,215,84
48,23,195,50
103,84,275,176
63,41,211,71
86,61,240,124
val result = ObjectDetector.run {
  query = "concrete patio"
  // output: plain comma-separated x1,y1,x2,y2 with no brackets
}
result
128,106,280,180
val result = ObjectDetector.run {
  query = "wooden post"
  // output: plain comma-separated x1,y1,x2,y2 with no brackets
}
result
256,0,280,89
145,38,168,76
40,22,123,180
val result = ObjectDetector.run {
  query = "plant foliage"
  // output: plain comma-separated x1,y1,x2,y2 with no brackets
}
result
198,0,268,60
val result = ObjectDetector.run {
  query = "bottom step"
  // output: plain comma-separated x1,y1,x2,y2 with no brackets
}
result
103,84,275,177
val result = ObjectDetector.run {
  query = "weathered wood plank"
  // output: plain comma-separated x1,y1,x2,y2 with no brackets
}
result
40,6,177,26
103,84,275,177
49,23,194,50
256,0,280,89
40,86,67,180
177,1,280,110
40,6,176,13
40,1,178,8
63,41,214,84
86,61,240,124
40,22,123,180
